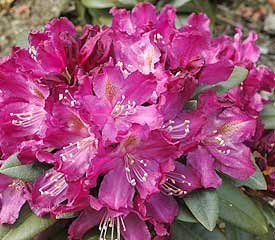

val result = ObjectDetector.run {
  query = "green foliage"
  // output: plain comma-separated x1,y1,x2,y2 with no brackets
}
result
172,222,226,240
0,206,56,240
184,189,219,231
261,102,275,130
216,178,268,235
0,154,48,182
193,66,248,97
234,155,267,190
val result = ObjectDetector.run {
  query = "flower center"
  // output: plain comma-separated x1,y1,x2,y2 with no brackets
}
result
162,172,191,196
59,137,98,162
124,154,148,186
111,95,137,118
99,213,126,240
39,172,67,196
10,108,45,128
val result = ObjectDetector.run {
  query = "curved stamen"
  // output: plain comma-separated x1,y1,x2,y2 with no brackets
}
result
111,95,137,118
161,172,192,196
39,172,67,196
10,108,45,128
124,154,148,186
59,137,98,162
99,213,126,240
163,119,190,141
59,89,78,107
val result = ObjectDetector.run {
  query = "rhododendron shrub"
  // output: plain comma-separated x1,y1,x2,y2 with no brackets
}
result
0,3,274,240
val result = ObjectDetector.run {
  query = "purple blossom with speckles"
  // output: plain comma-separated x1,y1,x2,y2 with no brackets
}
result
0,2,274,240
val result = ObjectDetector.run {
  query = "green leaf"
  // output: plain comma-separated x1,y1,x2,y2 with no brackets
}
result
225,223,254,240
88,9,112,26
261,116,275,129
82,0,139,8
211,66,248,95
0,225,11,239
261,102,275,129
1,154,21,170
82,0,118,8
172,222,226,240
193,66,248,97
254,200,275,229
0,163,45,182
56,212,79,220
2,213,56,240
184,189,219,231
175,14,188,28
234,155,267,190
171,0,191,8
177,203,198,223
216,178,268,235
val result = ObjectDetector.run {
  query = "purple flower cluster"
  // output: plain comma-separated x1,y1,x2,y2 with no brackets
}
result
0,3,274,239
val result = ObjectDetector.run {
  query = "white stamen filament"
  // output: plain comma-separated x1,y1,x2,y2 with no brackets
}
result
99,213,126,240
124,154,148,186
59,89,78,107
39,172,67,196
111,95,137,118
10,108,45,128
162,172,192,196
163,119,191,140
60,137,98,162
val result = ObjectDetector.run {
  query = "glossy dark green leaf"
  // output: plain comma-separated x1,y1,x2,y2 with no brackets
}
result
177,203,198,223
172,222,226,240
0,163,45,182
261,102,275,129
225,223,254,240
254,200,275,229
234,155,267,190
184,189,219,231
2,213,56,240
217,179,268,235
193,66,248,97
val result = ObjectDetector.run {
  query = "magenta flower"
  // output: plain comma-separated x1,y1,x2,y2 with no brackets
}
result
0,2,274,239
82,66,162,143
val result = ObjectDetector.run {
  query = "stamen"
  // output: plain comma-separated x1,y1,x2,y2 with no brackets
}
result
28,46,37,60
163,119,191,141
124,154,148,186
39,172,67,196
59,137,98,162
111,95,137,118
59,89,78,107
10,108,45,128
161,172,192,196
99,214,126,240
